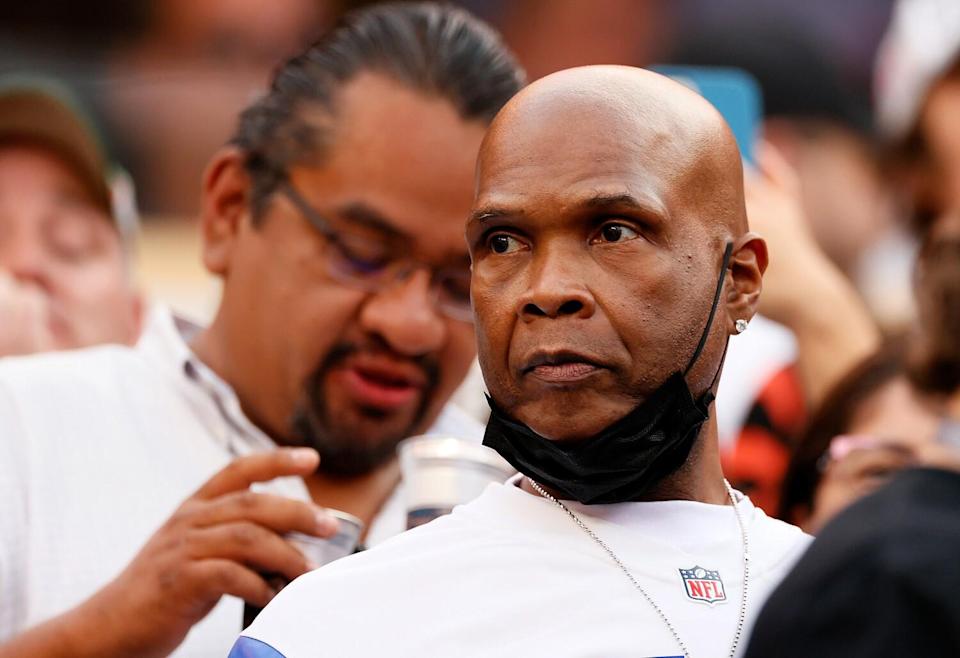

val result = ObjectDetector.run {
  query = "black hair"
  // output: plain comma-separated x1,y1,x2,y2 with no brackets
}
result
230,1,524,219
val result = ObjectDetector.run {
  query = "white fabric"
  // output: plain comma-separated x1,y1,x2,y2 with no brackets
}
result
715,314,797,449
243,477,811,658
0,304,483,656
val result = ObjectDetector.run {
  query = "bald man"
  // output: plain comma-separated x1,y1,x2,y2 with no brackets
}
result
232,66,809,658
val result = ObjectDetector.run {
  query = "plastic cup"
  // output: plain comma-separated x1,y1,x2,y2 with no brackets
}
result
400,435,514,529
243,509,364,628
287,509,364,566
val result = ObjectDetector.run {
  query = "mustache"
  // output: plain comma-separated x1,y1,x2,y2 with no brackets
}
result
289,339,441,477
319,340,441,388
910,237,960,394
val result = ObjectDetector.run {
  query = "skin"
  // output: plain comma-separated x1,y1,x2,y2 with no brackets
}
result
806,377,943,534
468,66,768,504
745,143,880,410
0,72,487,658
193,72,484,517
918,76,960,221
915,75,960,418
0,144,141,354
763,120,893,275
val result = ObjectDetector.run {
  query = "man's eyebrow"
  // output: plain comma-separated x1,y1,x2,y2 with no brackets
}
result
468,207,521,224
335,202,408,241
582,192,663,216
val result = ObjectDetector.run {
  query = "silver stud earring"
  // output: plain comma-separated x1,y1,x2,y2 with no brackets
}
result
735,319,748,334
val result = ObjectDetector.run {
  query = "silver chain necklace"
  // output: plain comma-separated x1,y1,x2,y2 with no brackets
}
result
528,478,750,658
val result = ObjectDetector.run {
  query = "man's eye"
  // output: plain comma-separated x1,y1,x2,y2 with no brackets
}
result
488,234,525,254
334,240,392,275
593,223,640,244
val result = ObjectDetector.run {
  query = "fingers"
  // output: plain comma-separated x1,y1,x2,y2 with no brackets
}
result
186,523,315,582
0,273,54,356
189,491,338,538
188,559,277,608
194,448,320,500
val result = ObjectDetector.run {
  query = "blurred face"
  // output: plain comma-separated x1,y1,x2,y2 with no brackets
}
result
910,76,960,400
211,74,483,474
917,76,960,222
0,144,139,352
808,377,942,533
468,104,732,441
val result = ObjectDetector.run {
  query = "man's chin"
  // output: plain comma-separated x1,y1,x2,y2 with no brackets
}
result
511,395,635,442
294,403,422,477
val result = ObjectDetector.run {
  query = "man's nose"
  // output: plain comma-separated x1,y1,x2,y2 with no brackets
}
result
359,269,446,356
516,247,596,322
0,229,48,286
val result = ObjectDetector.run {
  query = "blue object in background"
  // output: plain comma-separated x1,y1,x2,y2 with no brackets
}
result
652,65,763,166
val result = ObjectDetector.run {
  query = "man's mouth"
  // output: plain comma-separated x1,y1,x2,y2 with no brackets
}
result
336,357,427,410
522,350,607,383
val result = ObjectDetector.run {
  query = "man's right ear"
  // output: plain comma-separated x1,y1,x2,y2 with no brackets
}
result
199,147,252,276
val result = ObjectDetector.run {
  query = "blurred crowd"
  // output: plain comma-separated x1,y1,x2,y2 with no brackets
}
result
1,0,959,656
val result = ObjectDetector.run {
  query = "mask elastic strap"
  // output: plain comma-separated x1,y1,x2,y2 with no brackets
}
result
683,241,734,377
702,337,730,404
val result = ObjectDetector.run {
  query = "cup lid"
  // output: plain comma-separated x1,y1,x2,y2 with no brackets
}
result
399,435,513,473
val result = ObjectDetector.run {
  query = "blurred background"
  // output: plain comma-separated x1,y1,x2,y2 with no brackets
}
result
0,0,903,322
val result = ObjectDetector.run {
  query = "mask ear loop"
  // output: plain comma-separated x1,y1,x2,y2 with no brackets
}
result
683,241,734,378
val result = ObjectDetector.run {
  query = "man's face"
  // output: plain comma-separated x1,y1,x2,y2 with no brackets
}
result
216,74,483,473
0,144,139,352
468,102,730,441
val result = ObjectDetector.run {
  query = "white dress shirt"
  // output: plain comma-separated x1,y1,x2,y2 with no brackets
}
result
0,305,483,656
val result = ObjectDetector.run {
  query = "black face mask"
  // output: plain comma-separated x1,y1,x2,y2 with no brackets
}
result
482,242,733,505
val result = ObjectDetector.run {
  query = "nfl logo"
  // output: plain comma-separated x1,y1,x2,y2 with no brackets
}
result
679,566,727,605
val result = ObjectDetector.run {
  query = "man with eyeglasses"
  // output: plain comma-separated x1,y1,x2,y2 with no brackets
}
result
0,4,523,657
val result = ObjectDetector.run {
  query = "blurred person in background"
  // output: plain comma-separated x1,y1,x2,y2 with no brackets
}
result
0,4,523,657
713,143,881,514
667,24,891,515
746,450,960,657
778,340,943,533
878,0,960,419
670,19,907,325
102,0,330,216
0,78,142,356
743,5,960,653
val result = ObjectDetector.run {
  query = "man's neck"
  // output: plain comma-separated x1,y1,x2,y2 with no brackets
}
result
190,317,286,439
304,459,402,539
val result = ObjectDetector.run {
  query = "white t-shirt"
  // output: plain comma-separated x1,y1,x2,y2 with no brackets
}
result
0,305,483,656
239,477,810,658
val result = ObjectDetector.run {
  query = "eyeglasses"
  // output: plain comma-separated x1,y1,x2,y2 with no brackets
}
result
278,181,474,323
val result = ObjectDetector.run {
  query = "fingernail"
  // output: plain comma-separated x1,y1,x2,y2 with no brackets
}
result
315,509,339,535
290,448,318,466
305,559,321,571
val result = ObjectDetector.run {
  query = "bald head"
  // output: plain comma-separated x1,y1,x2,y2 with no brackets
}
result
478,65,748,237
467,64,766,443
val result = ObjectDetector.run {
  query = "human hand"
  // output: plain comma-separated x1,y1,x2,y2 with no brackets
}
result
0,270,55,356
744,142,880,409
82,448,337,658
744,143,830,324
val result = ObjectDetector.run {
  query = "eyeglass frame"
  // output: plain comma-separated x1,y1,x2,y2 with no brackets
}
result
275,179,475,323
